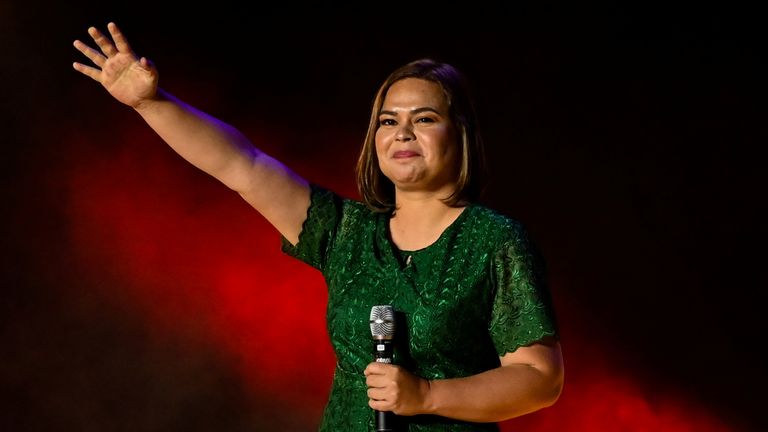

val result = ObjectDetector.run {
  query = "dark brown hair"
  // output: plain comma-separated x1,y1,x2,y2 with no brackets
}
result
355,58,487,212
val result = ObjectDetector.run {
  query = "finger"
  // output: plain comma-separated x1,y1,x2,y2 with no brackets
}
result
368,399,390,411
365,374,378,387
72,62,102,82
368,388,388,403
365,374,390,388
88,26,118,57
73,40,106,67
107,22,135,56
365,362,389,375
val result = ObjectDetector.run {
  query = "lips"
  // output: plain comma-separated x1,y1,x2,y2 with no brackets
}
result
393,150,420,159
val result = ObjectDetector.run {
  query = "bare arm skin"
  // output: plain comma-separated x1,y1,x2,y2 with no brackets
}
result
73,22,309,244
365,339,564,422
74,24,564,422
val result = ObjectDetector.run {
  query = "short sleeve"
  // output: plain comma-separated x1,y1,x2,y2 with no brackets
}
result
280,184,343,272
489,227,558,355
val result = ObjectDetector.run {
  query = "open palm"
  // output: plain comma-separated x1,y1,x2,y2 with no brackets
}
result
73,22,158,108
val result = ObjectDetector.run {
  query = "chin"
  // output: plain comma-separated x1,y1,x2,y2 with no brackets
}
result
392,180,431,193
383,170,423,186
389,172,422,184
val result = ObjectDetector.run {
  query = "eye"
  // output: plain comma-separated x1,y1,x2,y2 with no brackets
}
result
379,118,396,126
416,117,435,123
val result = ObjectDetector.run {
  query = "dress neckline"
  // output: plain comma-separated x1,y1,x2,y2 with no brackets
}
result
385,203,475,255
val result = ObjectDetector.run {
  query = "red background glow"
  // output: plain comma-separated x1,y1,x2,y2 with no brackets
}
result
3,3,763,431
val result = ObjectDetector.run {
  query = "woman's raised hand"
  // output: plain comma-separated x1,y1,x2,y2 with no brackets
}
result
73,22,158,109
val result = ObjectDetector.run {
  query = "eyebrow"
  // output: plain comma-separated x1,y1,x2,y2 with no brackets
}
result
379,107,442,117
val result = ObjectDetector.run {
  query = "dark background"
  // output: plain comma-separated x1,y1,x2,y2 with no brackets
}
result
3,2,765,431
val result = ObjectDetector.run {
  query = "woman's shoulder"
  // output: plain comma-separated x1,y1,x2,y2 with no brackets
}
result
463,204,546,272
310,183,378,222
468,203,526,234
465,203,534,249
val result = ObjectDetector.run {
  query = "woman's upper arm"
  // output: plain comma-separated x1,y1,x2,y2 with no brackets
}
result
500,338,564,402
235,152,311,245
500,338,563,372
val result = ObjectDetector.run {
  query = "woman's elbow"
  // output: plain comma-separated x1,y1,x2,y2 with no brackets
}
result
538,361,565,408
541,371,564,407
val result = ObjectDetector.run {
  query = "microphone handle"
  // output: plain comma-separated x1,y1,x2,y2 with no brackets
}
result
373,338,397,431
376,410,396,432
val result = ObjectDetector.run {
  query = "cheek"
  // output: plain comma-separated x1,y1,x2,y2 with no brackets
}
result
374,136,385,157
375,129,395,156
445,128,461,158
427,127,458,157
375,127,393,146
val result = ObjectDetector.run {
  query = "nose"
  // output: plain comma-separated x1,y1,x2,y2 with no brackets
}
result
395,124,414,142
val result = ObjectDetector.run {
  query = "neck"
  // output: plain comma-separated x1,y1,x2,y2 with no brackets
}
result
389,188,467,251
394,190,452,219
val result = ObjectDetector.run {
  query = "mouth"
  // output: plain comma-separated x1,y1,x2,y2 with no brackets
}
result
393,150,420,159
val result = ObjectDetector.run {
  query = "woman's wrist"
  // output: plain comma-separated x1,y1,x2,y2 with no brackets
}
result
421,378,438,415
133,88,166,114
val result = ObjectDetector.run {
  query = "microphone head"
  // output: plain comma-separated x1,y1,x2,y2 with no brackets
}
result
370,305,395,339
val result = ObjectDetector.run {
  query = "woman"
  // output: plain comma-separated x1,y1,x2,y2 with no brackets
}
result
73,22,564,431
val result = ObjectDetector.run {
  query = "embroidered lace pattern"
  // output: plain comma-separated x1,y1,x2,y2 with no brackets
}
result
281,185,558,431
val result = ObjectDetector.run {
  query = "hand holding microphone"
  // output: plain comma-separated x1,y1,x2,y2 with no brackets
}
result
366,306,433,430
369,305,397,431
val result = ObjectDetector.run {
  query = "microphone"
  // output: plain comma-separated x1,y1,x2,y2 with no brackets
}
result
370,305,396,432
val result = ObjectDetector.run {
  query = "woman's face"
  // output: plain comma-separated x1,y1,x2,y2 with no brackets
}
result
375,78,460,195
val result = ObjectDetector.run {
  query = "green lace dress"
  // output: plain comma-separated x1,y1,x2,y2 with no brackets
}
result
281,185,558,431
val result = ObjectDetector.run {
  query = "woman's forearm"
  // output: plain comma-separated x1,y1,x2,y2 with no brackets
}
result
134,89,262,193
424,363,562,422
132,88,309,243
